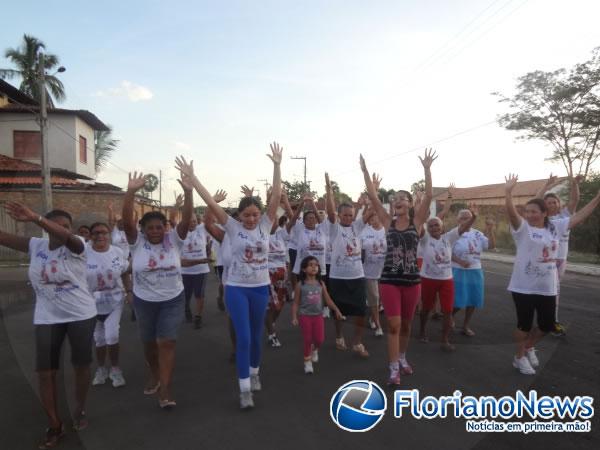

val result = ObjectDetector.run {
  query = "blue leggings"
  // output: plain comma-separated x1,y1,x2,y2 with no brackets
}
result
225,285,270,379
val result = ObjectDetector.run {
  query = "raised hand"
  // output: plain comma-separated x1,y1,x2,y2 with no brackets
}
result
302,192,314,203
447,182,455,198
418,147,438,169
174,156,194,179
372,173,382,191
505,174,518,192
213,189,228,203
485,216,496,230
240,185,254,198
127,171,146,192
359,154,368,173
468,202,479,216
4,201,38,222
178,173,194,192
325,172,331,191
268,142,283,165
107,200,114,212
545,173,558,188
174,193,184,208
356,193,367,208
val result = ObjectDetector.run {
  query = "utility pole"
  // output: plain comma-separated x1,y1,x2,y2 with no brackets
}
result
39,53,52,213
291,156,307,186
159,170,162,207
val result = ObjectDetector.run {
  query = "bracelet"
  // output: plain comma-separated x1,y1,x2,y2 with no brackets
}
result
37,215,43,224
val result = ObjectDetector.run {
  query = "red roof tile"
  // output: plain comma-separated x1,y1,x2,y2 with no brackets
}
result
432,179,565,201
0,176,78,185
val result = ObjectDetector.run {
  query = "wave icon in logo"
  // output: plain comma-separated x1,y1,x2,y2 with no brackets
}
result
330,380,387,432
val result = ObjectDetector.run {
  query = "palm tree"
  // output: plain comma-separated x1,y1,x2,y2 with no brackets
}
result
0,34,65,106
94,126,119,172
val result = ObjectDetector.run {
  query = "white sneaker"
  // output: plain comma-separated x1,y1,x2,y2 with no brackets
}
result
250,374,261,392
322,307,330,318
374,327,384,337
311,349,319,363
109,367,126,387
304,360,314,374
513,356,536,375
369,318,377,330
240,391,254,409
92,367,108,386
526,348,539,368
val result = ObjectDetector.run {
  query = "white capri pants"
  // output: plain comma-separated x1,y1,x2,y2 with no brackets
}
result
94,304,124,347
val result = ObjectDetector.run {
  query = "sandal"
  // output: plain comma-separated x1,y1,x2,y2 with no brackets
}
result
143,381,161,395
72,411,88,431
335,338,347,351
158,399,177,410
39,424,65,449
352,344,369,358
462,328,475,337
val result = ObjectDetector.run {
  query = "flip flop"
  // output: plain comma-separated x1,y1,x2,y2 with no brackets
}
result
159,399,177,410
143,381,161,395
462,328,475,337
38,424,65,449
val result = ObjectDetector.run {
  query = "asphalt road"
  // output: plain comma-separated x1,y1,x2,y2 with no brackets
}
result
0,260,599,450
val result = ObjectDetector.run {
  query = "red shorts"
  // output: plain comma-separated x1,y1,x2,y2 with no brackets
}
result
421,277,454,314
268,267,287,311
379,283,421,320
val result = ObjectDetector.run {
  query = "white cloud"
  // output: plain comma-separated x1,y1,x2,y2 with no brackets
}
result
94,80,153,102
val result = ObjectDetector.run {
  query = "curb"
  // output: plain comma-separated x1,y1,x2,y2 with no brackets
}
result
482,253,600,276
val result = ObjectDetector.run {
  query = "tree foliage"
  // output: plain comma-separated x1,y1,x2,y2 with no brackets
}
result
495,47,600,178
282,180,315,203
94,125,119,172
569,172,600,257
0,34,66,107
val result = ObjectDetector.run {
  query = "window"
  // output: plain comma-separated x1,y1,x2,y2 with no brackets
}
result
13,130,41,159
79,135,87,164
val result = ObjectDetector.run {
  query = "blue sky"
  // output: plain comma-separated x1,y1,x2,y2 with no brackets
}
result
3,0,600,206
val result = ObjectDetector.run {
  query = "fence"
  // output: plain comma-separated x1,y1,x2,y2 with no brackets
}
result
0,205,24,262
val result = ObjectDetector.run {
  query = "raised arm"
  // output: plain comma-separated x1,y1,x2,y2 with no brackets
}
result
203,190,227,242
175,156,229,225
286,200,303,233
568,189,600,229
266,142,283,222
437,183,454,220
280,189,294,218
305,193,320,223
484,217,497,250
567,175,582,214
354,193,366,222
360,154,391,229
504,174,522,230
325,172,337,224
4,202,84,254
107,200,116,229
457,204,477,235
122,172,146,244
535,173,560,199
175,167,194,240
170,194,183,227
413,148,437,229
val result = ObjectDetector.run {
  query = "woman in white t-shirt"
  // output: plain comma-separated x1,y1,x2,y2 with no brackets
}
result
86,222,130,389
122,165,194,409
535,174,582,336
181,214,211,328
177,143,282,410
324,172,369,358
0,203,96,447
505,174,600,375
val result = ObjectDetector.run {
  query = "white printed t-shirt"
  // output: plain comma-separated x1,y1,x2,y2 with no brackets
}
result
180,224,210,275
328,219,367,279
508,218,570,296
420,228,460,280
224,215,272,287
361,225,387,279
549,208,571,260
268,232,288,270
85,245,128,314
28,237,97,325
451,229,489,270
292,222,327,275
130,229,185,302
111,226,130,256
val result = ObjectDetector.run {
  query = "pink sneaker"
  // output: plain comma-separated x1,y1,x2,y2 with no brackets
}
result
399,361,413,375
387,369,401,386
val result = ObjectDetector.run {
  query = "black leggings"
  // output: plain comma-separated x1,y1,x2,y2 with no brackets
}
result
512,292,556,333
35,317,96,371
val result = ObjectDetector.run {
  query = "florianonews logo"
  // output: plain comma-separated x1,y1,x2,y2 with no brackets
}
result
330,380,387,432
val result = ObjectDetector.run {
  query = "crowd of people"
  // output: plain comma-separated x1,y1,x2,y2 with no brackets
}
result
0,144,599,448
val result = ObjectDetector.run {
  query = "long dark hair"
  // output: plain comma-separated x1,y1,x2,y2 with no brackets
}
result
238,197,263,213
525,198,553,229
393,190,415,223
140,211,167,228
46,209,73,224
298,256,322,284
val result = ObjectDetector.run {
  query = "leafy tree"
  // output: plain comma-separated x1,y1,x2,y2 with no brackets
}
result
0,34,66,106
282,180,315,203
94,126,119,172
411,179,425,194
495,47,600,178
569,172,600,257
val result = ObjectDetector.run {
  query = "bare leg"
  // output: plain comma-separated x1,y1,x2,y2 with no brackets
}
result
419,309,431,340
386,316,401,362
143,341,159,390
95,346,107,367
525,327,546,350
463,307,475,332
442,313,453,344
195,295,204,317
73,365,91,417
38,370,61,428
107,344,120,367
370,305,381,329
157,339,176,402
352,316,366,345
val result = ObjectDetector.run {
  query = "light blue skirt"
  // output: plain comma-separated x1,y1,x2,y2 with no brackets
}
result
452,268,484,308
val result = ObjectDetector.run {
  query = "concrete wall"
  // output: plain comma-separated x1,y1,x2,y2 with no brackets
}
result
0,112,96,179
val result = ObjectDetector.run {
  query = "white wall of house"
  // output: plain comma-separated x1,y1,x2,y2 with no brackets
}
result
0,112,96,179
